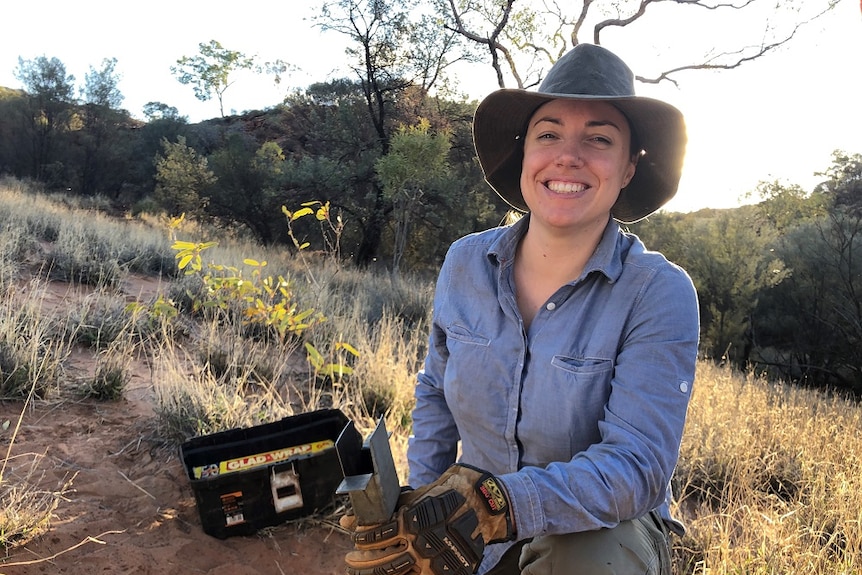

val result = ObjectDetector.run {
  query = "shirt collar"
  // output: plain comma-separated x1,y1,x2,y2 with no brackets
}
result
488,216,625,283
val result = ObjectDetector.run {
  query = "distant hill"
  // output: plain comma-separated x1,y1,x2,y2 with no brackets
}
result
0,85,26,98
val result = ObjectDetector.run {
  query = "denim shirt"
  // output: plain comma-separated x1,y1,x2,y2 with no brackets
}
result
407,216,699,573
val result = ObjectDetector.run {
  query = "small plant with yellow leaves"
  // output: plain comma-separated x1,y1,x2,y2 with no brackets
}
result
141,208,357,381
305,340,359,383
283,200,343,260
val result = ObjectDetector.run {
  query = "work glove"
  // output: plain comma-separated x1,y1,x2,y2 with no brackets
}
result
340,463,515,575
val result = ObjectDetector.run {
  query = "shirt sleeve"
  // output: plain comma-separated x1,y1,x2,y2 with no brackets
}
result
500,262,700,538
407,257,461,488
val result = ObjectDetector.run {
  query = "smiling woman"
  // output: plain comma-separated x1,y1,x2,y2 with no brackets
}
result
517,100,638,257
339,43,700,575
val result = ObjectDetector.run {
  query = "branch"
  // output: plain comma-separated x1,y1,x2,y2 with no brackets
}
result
594,0,838,86
594,0,655,44
1,531,125,570
442,0,524,88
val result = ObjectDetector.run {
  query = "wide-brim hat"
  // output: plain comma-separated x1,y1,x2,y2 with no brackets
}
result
473,43,687,223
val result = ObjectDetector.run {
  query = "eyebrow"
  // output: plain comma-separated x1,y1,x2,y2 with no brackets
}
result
531,116,624,133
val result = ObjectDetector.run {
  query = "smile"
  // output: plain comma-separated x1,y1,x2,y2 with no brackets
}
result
546,180,587,193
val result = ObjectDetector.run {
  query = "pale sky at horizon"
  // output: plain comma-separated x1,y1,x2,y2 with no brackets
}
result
1,0,859,215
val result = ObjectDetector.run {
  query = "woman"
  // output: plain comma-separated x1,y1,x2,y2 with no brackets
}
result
344,43,699,575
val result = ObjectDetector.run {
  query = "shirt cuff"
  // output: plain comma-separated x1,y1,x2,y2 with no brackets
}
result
498,470,544,539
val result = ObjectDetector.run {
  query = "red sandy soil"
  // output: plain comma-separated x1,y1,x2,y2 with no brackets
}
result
0,276,353,575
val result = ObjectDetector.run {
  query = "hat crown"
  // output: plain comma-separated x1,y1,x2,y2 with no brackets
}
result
539,44,636,99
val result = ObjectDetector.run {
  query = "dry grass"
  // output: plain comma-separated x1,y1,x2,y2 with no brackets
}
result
0,448,75,550
1,179,861,572
672,362,862,573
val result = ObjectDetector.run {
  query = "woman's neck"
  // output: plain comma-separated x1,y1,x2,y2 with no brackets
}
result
513,217,609,328
518,216,608,279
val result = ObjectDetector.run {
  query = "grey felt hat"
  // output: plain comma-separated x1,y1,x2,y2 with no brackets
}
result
473,43,687,223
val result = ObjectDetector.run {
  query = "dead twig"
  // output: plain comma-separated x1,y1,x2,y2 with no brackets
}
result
117,470,156,500
0,530,125,570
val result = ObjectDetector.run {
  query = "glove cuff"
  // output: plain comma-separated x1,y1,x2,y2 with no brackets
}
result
455,464,515,544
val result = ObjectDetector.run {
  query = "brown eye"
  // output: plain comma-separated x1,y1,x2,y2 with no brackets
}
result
588,135,613,147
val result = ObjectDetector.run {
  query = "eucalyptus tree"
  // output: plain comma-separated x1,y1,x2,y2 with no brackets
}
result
754,152,862,393
78,57,128,197
142,102,184,122
314,0,465,265
153,136,217,217
206,136,293,245
432,0,841,89
376,118,451,273
810,152,862,393
171,40,256,118
171,40,291,119
13,55,76,183
317,0,461,148
82,57,124,109
670,209,788,367
277,80,382,258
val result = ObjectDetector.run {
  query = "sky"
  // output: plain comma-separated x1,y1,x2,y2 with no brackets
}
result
1,0,860,214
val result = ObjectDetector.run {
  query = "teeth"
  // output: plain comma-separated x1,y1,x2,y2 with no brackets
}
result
546,181,586,193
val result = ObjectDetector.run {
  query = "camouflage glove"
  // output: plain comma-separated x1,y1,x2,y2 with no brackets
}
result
340,464,515,575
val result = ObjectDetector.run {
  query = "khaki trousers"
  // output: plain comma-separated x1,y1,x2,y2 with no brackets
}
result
485,511,671,575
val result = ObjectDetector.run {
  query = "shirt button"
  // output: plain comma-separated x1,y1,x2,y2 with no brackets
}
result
546,302,556,311
679,382,689,393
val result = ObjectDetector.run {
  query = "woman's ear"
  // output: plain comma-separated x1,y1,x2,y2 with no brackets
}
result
622,153,639,188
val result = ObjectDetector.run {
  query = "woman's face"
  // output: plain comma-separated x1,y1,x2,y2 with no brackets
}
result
520,99,637,234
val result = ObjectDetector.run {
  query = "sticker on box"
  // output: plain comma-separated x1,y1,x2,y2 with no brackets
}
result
220,491,246,526
192,439,335,479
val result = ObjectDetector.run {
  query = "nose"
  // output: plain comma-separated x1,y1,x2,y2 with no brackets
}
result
556,140,584,167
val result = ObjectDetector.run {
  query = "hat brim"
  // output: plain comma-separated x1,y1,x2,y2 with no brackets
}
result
473,89,687,223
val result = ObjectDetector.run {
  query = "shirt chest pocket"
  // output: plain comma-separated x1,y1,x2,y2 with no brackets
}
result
551,356,613,378
548,356,613,425
445,323,492,347
518,356,614,463
443,323,492,382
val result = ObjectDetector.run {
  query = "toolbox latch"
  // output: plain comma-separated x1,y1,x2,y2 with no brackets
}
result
270,465,304,513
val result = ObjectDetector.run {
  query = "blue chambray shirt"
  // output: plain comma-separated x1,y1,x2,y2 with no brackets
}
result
407,215,699,573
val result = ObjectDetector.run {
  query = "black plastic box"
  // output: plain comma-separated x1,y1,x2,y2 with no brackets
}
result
180,408,349,538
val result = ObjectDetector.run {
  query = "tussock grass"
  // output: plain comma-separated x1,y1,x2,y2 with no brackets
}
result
672,362,862,573
1,178,862,572
151,337,292,443
0,278,71,399
0,180,175,281
0,450,75,550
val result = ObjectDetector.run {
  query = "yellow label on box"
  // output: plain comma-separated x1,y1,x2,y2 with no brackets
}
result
192,439,334,479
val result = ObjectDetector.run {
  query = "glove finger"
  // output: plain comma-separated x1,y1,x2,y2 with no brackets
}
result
397,482,453,508
339,513,358,531
351,518,403,549
346,546,416,575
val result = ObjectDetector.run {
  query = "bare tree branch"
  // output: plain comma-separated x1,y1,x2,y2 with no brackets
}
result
434,0,840,90
441,0,525,87
595,0,840,86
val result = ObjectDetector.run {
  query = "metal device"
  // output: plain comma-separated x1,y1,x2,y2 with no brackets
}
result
335,417,402,525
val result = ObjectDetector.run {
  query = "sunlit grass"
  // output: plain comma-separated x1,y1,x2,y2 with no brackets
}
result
672,362,862,573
